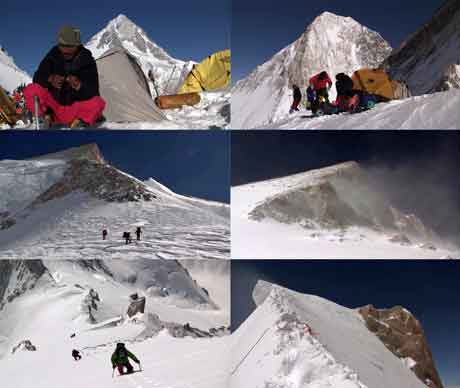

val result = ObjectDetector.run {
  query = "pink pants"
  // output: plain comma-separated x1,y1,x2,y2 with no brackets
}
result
24,83,105,125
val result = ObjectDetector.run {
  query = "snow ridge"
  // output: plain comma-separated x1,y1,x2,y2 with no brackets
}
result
231,281,428,388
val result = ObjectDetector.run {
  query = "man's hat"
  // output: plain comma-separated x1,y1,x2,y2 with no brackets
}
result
58,25,81,46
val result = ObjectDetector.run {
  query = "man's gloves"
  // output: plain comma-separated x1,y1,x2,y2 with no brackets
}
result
48,74,65,89
66,75,81,91
47,74,81,91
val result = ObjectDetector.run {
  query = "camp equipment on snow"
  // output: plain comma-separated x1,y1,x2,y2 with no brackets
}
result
155,93,201,110
351,68,409,101
95,48,167,122
178,50,230,94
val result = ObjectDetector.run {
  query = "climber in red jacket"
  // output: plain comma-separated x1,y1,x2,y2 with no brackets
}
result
309,71,333,115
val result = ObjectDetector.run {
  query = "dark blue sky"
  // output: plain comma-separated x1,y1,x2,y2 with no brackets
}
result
2,0,230,75
0,131,230,203
231,260,460,387
233,0,444,80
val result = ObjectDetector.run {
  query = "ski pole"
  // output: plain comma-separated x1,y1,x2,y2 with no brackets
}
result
33,96,40,130
139,362,142,372
112,368,115,378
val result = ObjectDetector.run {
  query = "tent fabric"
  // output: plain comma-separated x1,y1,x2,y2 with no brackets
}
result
96,48,166,122
352,69,397,100
178,49,230,94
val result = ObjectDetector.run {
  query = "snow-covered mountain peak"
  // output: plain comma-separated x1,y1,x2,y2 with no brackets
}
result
247,161,437,243
232,12,392,128
0,46,31,92
86,14,178,65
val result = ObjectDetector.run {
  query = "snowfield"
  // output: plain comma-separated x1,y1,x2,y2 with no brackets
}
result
232,162,459,259
1,259,230,388
260,89,460,130
230,281,427,388
0,149,230,260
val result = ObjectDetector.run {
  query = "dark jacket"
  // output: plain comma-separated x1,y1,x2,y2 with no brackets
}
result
33,45,99,106
335,73,354,97
111,347,139,367
293,86,301,101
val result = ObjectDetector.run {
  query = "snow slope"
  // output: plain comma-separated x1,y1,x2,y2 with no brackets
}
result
230,281,427,388
232,12,391,129
260,89,460,129
0,47,31,92
232,162,459,259
1,259,230,388
0,145,229,260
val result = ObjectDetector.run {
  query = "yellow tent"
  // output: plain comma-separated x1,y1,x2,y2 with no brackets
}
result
352,68,396,100
178,49,231,94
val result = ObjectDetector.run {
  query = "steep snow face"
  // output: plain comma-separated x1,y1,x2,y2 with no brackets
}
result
0,47,31,92
230,281,427,388
0,259,230,388
261,88,460,130
0,146,229,260
385,0,460,95
86,14,191,96
232,162,459,259
232,12,391,129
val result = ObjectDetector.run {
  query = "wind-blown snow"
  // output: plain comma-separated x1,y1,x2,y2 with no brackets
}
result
231,162,459,259
230,281,426,388
261,89,460,129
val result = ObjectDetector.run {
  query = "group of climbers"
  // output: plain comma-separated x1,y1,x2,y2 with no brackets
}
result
290,70,378,117
101,227,143,244
122,227,143,245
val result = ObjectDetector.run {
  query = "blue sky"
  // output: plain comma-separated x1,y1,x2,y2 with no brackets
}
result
2,0,230,75
0,131,230,203
232,0,444,81
231,260,460,387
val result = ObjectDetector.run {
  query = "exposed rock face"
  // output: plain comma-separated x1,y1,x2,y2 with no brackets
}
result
0,260,48,309
232,12,392,128
249,161,435,242
127,294,146,317
359,305,443,388
32,143,105,165
32,159,157,204
12,340,37,354
385,0,460,95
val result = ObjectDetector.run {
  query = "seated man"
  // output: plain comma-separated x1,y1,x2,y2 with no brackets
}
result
24,25,105,128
